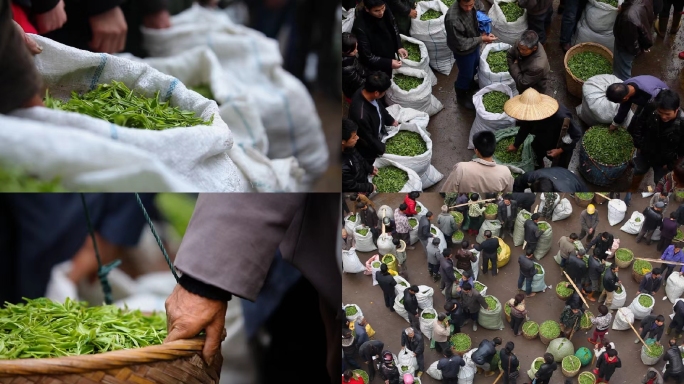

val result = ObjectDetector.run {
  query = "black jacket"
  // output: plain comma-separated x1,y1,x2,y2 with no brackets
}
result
352,7,403,74
497,200,518,223
446,301,466,328
639,273,663,294
640,315,665,341
676,205,684,227
342,55,369,99
603,268,620,292
535,361,558,380
347,88,393,163
440,258,456,285
379,362,401,384
376,271,397,296
418,216,431,241
400,331,424,355
675,301,684,324
596,353,622,378
519,255,537,278
342,334,358,358
499,349,520,375
632,104,684,169
524,220,542,244
472,339,497,365
614,0,654,55
437,355,466,379
511,193,536,212
479,237,499,255
513,167,589,192
588,233,615,261
361,207,379,229
588,256,605,281
566,255,588,282
565,293,585,312
403,289,419,315
663,345,684,374
642,207,664,231
514,104,582,155
342,147,375,193
359,340,385,361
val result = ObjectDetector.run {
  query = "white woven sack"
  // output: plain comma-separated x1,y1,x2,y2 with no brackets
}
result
489,0,528,45
370,257,382,286
415,200,428,221
409,218,420,245
609,284,627,309
628,294,654,320
345,213,361,235
377,205,394,221
354,225,377,252
667,273,684,303
400,34,438,86
141,5,328,184
652,228,662,241
458,350,477,384
612,307,634,330
419,308,437,340
377,233,396,255
578,74,634,127
430,225,448,254
620,211,645,235
477,220,502,244
385,104,431,133
470,250,481,281
342,7,355,33
641,343,662,366
478,43,517,92
608,198,627,226
371,158,423,192
395,275,410,297
583,0,618,33
387,67,443,116
416,285,435,310
410,0,455,76
552,198,573,222
427,361,443,380
572,17,614,53
343,248,366,273
469,83,516,149
343,304,363,322
26,36,251,192
381,123,441,187
394,294,410,322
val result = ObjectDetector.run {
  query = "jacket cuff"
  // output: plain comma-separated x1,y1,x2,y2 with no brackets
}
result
31,0,61,14
179,273,233,302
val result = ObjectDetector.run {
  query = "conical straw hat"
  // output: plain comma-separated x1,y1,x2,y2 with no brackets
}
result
504,88,559,121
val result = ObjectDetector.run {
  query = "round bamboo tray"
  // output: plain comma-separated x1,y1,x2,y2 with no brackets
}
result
563,42,613,98
0,338,221,383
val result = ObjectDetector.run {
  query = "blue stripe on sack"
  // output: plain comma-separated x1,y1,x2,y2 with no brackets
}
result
164,79,179,102
250,38,263,73
229,103,257,148
89,54,108,91
110,123,118,140
279,91,298,158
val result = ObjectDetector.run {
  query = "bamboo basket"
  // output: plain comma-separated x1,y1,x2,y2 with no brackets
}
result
593,193,609,205
580,311,594,332
563,42,613,98
539,321,560,345
0,338,221,384
556,282,573,301
484,204,498,220
578,371,596,384
561,355,580,377
633,268,647,284
573,194,593,207
504,302,511,323
522,321,539,340
614,248,634,269
675,188,684,203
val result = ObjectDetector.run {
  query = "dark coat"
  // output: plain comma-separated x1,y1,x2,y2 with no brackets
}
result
513,167,588,192
497,200,518,223
639,273,663,294
348,88,393,164
480,237,500,255
661,218,679,240
403,289,419,315
517,0,553,15
352,7,403,74
596,353,622,378
376,271,397,296
674,301,684,324
454,249,477,271
359,340,385,361
361,207,379,230
511,193,537,212
342,147,375,193
676,205,684,226
642,207,664,231
440,257,456,285
565,293,585,312
603,268,620,292
523,220,542,244
472,339,497,365
518,254,537,278
535,361,557,380
588,233,615,261
401,331,424,355
446,301,466,328
507,43,550,94
640,315,665,341
566,255,588,282
632,106,684,170
455,289,488,314
663,345,684,374
437,355,466,379
445,1,481,55
379,362,401,384
514,104,582,157
499,349,520,375
614,0,654,56
418,216,431,241
386,0,416,34
613,76,668,126
342,55,369,99
588,256,605,281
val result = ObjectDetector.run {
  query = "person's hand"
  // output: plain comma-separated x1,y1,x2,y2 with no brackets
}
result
409,8,418,18
69,232,120,284
413,352,417,357
507,144,517,152
609,124,618,132
547,148,563,158
89,6,128,54
482,33,498,43
456,286,462,292
35,0,67,34
601,259,606,264
617,280,621,285
637,290,641,294
372,167,379,176
589,228,593,234
638,328,643,332
143,9,171,29
385,381,390,384
392,120,399,127
398,48,408,59
12,21,43,55
165,284,228,365
392,59,403,69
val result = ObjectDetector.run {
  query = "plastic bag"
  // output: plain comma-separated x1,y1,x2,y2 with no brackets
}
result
380,123,443,189
419,308,437,340
612,307,634,330
620,211,645,235
609,284,627,310
343,248,366,273
489,0,528,45
575,347,593,366
398,347,418,375
387,67,443,116
666,273,684,303
426,361,443,380
342,7,355,33
399,34,438,86
477,43,517,92
578,74,633,127
377,233,396,256
469,83,517,149
354,225,377,252
343,304,363,322
416,285,435,310
608,198,627,226
479,296,505,330
477,220,502,244
552,198,573,222
546,338,575,362
395,275,410,297
394,294,410,322
513,209,531,246
410,1,455,76
531,263,548,292
370,157,423,192
534,221,554,260
628,294,655,320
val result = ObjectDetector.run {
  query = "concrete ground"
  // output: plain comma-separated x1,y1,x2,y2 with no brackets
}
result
423,0,684,192
343,193,683,384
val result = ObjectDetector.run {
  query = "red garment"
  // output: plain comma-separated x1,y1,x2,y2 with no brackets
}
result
341,376,364,384
10,3,37,34
404,195,417,215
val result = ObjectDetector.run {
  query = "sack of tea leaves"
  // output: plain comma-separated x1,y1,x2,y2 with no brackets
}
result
577,74,633,127
513,209,532,246
477,220,502,244
572,0,617,51
371,158,423,193
609,284,627,310
394,275,410,297
394,294,410,322
552,198,573,222
479,296,505,330
485,127,536,173
531,263,548,292
399,35,438,86
385,104,431,134
369,256,382,286
343,304,363,322
620,211,645,235
343,248,366,273
354,225,377,252
430,225,448,254
426,361,443,380
666,272,684,304
478,43,517,92
488,0,528,45
380,123,443,188
419,308,438,339
469,83,516,150
410,1,455,76
377,233,396,256
534,221,554,260
612,307,634,330
608,198,627,226
345,213,361,235
398,347,418,374
628,294,655,320
416,285,435,310
141,5,328,184
387,67,443,116
342,7,355,33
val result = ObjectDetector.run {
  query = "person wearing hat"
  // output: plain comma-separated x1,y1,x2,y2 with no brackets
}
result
437,205,457,249
637,201,665,245
378,350,401,384
497,194,518,240
504,88,582,170
579,204,600,243
506,30,551,94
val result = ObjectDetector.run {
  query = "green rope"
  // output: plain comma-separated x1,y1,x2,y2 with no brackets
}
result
135,193,179,282
80,194,121,305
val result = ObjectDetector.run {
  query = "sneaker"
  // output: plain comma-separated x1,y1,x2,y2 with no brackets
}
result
473,323,478,331
664,296,669,301
416,372,423,378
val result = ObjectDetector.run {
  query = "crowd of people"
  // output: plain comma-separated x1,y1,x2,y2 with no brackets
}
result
343,191,684,384
341,0,684,195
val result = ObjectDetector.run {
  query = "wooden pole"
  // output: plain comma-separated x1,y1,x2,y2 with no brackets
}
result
562,270,590,309
596,193,611,201
634,257,684,266
622,309,653,353
449,198,497,209
567,316,580,341
491,370,504,384
381,211,386,236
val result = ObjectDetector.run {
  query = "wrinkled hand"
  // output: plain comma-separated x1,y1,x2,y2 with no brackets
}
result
507,144,517,152
398,48,408,59
372,167,379,176
482,33,498,43
547,148,563,158
89,6,128,53
392,120,399,127
392,59,403,69
13,21,42,55
143,9,171,29
409,9,418,18
35,0,67,34
165,284,228,365
608,124,618,132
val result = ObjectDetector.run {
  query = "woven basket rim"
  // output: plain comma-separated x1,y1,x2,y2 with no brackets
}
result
563,42,614,85
581,130,635,167
0,337,204,376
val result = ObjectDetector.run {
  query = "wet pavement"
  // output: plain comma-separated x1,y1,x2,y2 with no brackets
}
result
343,193,682,384
423,1,684,192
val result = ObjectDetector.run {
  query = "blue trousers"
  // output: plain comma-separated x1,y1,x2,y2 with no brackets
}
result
453,49,480,91
613,43,635,81
518,272,533,295
560,0,584,44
